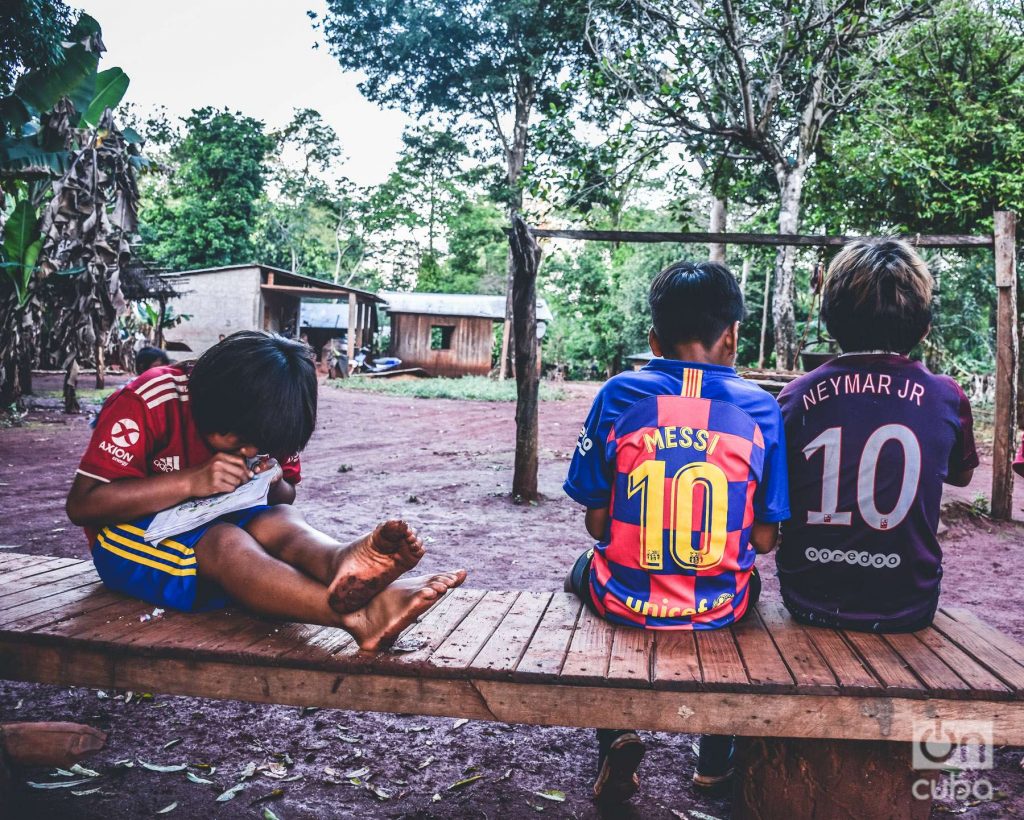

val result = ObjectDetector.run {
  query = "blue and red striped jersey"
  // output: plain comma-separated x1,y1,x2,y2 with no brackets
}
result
565,358,789,630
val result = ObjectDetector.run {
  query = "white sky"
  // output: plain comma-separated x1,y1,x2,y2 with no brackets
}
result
78,0,413,187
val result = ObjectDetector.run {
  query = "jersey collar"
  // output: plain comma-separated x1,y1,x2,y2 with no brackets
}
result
640,356,737,376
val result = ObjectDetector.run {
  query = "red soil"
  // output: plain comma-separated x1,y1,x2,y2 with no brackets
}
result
0,375,1021,818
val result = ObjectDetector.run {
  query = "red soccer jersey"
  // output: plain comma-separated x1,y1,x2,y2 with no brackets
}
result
76,364,301,545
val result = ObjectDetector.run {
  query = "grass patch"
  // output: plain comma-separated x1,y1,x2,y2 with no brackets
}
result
329,375,566,402
38,388,116,403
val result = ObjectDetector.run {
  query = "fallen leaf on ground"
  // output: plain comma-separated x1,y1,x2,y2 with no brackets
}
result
452,718,469,730
69,764,101,778
215,782,247,802
447,774,484,791
534,789,566,802
343,766,369,779
417,755,435,770
162,738,182,750
156,802,177,814
71,788,102,796
262,809,282,820
138,761,187,773
28,779,96,789
250,788,285,805
185,771,214,785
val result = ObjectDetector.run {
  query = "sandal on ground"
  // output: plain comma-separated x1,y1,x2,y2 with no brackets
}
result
692,766,735,793
593,731,646,805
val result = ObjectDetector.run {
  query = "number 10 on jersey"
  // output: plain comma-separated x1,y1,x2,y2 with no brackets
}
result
627,460,730,571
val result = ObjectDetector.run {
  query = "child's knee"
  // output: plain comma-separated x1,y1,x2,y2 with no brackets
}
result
193,522,252,570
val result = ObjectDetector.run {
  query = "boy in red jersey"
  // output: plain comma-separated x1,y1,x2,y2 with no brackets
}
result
563,262,790,804
777,239,976,632
67,331,466,650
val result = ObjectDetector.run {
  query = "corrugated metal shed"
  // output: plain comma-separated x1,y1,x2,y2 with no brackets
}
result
380,292,553,323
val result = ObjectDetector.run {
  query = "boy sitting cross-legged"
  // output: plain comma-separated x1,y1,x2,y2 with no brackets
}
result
563,262,790,805
66,331,466,650
777,238,977,633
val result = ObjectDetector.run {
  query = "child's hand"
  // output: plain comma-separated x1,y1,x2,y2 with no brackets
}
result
188,452,252,497
252,457,283,484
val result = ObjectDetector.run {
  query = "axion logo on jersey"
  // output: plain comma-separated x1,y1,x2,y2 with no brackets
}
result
110,418,140,448
152,455,180,473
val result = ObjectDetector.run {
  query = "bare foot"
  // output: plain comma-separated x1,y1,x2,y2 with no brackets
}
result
328,520,426,613
341,570,467,651
1,722,107,767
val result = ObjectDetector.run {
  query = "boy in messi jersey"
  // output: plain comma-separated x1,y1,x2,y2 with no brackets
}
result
66,331,466,651
563,262,790,805
777,238,976,633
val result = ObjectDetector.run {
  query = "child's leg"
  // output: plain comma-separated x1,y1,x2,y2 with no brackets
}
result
240,506,427,612
193,522,465,649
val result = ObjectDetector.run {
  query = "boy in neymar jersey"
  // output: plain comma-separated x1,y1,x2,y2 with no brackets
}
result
67,331,466,650
563,262,789,805
777,239,977,633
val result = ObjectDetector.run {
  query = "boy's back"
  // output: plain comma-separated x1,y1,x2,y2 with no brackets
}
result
778,354,977,630
565,358,788,629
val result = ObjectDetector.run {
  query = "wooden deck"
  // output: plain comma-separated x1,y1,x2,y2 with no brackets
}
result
1,553,1023,744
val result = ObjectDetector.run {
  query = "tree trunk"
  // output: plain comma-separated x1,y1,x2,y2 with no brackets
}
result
772,166,805,369
510,216,541,502
94,343,105,389
758,264,771,368
709,197,727,262
740,257,751,298
63,358,80,414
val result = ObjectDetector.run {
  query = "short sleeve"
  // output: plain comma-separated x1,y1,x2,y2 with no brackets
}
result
77,389,150,483
279,453,302,484
563,386,617,508
752,402,791,523
947,379,979,474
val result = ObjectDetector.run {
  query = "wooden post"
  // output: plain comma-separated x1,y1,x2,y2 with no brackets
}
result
758,265,771,369
347,296,358,363
510,216,541,502
991,211,1018,520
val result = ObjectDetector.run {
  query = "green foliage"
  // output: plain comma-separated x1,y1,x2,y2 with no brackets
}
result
330,375,565,402
0,196,42,305
0,0,76,96
141,107,274,269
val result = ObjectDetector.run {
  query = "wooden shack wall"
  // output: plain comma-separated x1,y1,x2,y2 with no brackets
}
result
390,313,494,376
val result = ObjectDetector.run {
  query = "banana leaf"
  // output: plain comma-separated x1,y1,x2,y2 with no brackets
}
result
80,68,129,127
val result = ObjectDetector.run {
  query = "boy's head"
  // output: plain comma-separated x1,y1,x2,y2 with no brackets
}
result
189,331,317,456
822,238,932,354
135,346,170,374
648,261,745,364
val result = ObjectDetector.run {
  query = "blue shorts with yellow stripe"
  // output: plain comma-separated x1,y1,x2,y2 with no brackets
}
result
92,506,271,612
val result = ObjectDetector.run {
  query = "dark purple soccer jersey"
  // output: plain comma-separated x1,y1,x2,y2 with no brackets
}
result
777,354,978,630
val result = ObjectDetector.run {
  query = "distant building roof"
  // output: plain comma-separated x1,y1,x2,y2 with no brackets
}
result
380,292,553,323
162,263,383,302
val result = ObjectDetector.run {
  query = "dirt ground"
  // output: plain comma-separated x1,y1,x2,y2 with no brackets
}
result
1,375,1022,819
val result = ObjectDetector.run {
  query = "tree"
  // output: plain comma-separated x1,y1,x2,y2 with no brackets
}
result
0,13,140,409
0,0,75,95
589,0,931,367
141,108,273,269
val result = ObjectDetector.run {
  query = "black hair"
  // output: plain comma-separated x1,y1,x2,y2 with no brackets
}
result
821,238,933,354
135,346,171,374
648,261,745,349
189,330,317,454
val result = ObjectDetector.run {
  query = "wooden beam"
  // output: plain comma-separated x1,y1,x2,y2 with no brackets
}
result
992,211,1018,520
528,228,994,249
3,642,1024,743
260,284,355,300
347,297,357,363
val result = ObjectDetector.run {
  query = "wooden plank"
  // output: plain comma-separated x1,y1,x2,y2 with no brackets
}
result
0,581,110,631
695,628,749,690
756,603,839,693
430,590,518,670
652,630,702,690
882,632,972,698
40,597,154,643
560,609,615,684
4,639,1024,743
529,228,994,249
605,627,653,686
942,607,1024,670
238,621,330,664
731,613,796,692
802,628,879,693
991,210,1018,519
0,556,80,587
0,553,68,575
276,624,355,666
469,591,550,679
914,625,1011,698
0,563,100,609
842,631,926,697
931,611,1024,691
514,593,582,680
